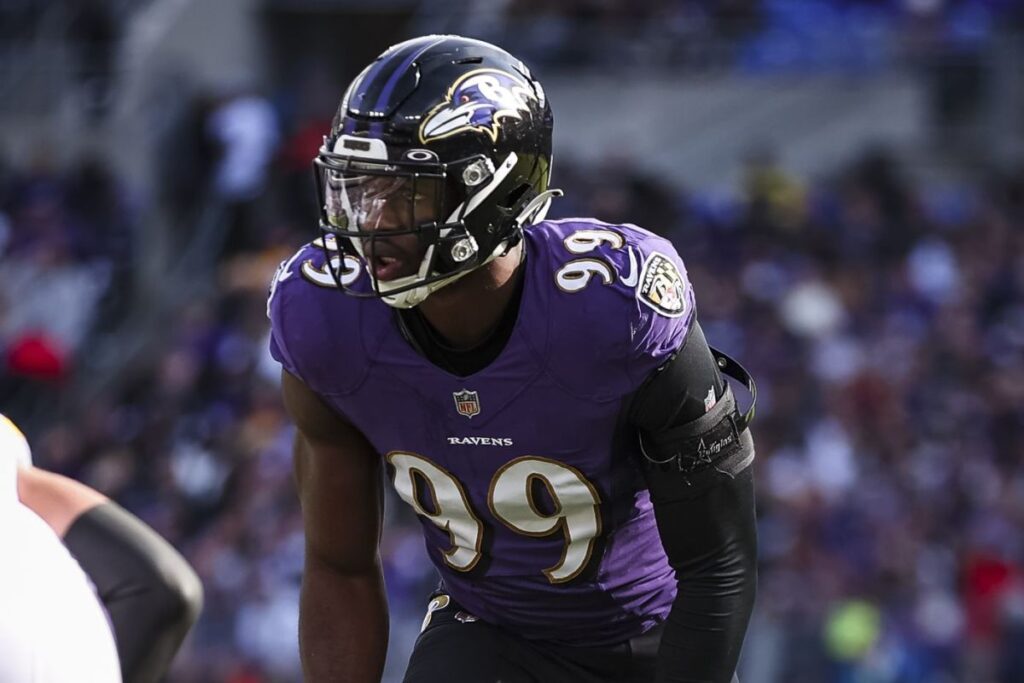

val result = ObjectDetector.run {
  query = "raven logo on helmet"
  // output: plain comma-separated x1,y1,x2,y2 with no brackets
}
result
420,68,540,144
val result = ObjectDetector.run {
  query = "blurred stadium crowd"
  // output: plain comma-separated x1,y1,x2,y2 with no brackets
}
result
437,0,1024,73
1,1,1023,682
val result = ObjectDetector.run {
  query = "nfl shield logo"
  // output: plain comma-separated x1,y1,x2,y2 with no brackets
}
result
453,389,481,418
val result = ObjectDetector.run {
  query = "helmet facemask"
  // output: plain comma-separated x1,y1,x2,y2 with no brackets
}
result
314,135,544,308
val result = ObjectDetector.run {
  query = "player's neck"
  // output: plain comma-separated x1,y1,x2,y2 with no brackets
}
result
416,243,524,350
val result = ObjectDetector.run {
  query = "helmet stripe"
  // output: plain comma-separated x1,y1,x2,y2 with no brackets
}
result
351,49,402,111
367,36,449,136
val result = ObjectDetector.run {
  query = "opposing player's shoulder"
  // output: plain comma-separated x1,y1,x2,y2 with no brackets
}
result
266,237,370,395
0,415,32,469
0,414,31,504
526,219,695,394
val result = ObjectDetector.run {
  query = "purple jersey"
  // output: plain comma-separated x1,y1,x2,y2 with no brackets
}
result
268,219,696,646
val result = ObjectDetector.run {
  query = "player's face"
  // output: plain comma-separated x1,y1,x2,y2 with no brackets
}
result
324,173,444,281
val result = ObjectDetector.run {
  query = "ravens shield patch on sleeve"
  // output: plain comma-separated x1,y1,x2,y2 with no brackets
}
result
637,252,689,317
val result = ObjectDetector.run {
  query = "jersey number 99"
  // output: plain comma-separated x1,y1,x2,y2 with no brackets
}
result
387,453,602,584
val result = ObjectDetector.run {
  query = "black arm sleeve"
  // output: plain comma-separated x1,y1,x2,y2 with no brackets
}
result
630,322,758,683
63,501,204,683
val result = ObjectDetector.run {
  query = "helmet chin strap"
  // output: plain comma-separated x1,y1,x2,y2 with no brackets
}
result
374,154,511,309
377,187,564,309
377,240,509,308
373,156,562,309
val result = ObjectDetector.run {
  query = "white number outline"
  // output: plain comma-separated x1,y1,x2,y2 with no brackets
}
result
488,455,602,584
387,452,485,572
555,228,627,293
302,235,363,289
562,229,625,254
387,452,603,584
554,257,616,293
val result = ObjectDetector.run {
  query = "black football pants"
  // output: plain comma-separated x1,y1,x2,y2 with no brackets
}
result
402,595,740,683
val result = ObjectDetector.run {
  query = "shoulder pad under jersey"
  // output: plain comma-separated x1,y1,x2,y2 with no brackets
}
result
266,238,373,396
525,219,695,400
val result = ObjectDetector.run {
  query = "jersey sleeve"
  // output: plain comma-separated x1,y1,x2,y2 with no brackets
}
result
621,231,696,387
266,241,369,397
267,245,310,383
534,220,696,399
267,254,302,380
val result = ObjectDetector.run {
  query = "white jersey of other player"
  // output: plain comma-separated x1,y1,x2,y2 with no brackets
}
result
0,416,121,683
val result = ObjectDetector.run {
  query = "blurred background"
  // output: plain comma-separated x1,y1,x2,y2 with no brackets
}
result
2,0,1023,681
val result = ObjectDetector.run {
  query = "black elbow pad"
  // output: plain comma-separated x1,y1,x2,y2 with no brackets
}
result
631,326,757,501
64,501,203,683
642,383,755,500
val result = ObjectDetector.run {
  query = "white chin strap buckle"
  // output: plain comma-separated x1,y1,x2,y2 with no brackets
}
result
450,236,478,263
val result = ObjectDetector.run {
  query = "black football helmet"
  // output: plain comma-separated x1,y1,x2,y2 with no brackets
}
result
314,35,559,308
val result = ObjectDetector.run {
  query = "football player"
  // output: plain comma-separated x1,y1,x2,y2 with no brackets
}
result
269,35,757,683
0,415,203,683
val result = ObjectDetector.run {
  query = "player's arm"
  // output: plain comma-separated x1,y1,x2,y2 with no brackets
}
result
630,321,758,683
282,369,388,683
16,466,203,683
